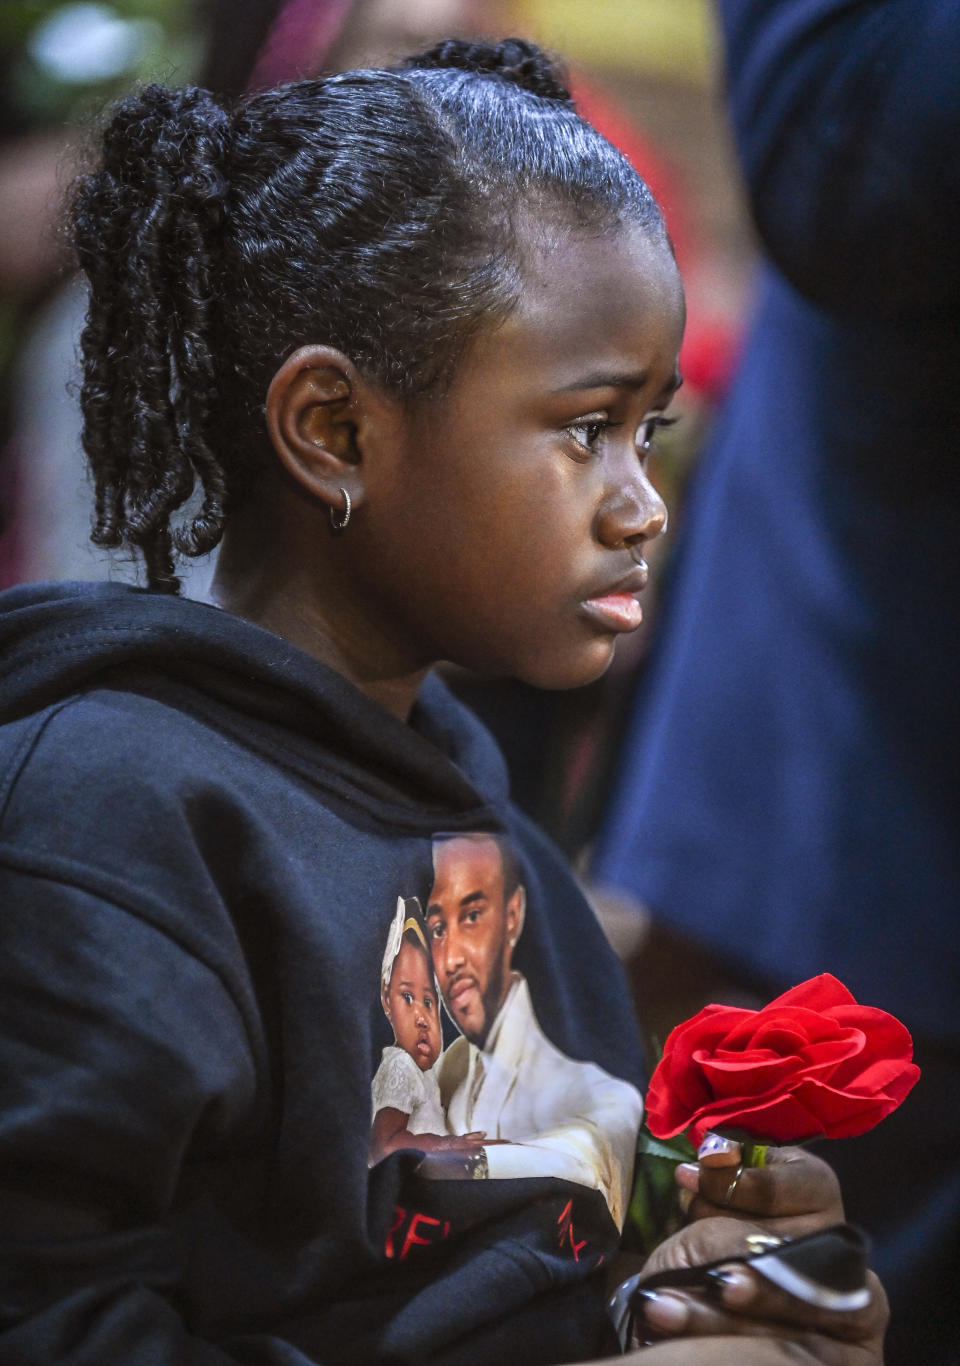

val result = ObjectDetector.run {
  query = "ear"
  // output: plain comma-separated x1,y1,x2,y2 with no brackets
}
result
505,885,526,950
381,982,392,1023
265,344,368,518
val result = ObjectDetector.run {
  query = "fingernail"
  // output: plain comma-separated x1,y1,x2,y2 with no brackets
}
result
698,1131,741,1159
633,1290,689,1333
677,1186,694,1215
703,1269,731,1303
675,1162,700,1191
704,1267,755,1308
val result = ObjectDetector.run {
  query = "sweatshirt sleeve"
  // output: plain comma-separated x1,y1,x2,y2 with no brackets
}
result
718,0,960,313
0,866,313,1365
482,1110,636,1232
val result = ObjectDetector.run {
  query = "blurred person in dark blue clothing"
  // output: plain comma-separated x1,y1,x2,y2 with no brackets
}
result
592,3,960,1362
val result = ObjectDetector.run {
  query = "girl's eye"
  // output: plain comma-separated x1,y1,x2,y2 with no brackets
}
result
565,415,615,456
637,413,679,456
401,991,414,1005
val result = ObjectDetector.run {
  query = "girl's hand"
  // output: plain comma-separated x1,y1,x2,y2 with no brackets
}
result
620,1215,887,1364
677,1132,845,1237
432,1131,486,1152
593,1137,886,1363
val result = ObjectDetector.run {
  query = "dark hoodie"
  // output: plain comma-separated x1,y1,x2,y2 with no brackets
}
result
0,581,643,1365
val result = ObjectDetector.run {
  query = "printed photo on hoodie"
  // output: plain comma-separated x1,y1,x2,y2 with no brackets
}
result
370,832,642,1229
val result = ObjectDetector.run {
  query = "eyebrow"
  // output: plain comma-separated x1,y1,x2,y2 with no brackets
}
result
426,889,487,919
551,368,682,397
460,890,486,908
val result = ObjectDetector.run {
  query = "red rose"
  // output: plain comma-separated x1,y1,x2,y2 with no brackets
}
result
645,973,920,1148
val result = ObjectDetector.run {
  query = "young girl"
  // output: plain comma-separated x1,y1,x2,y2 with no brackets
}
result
370,897,484,1163
0,37,885,1366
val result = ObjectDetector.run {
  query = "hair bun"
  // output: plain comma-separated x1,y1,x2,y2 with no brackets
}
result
401,37,573,105
95,84,232,228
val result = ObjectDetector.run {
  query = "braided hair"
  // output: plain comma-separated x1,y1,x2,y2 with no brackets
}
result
70,38,668,591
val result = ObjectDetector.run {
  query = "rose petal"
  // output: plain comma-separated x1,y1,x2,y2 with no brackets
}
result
699,1051,809,1098
825,1007,914,1057
829,1056,916,1094
644,974,920,1145
685,1089,828,1148
648,1005,754,1116
721,1006,844,1052
765,974,858,1012
811,1059,921,1109
790,1075,918,1138
648,1050,712,1120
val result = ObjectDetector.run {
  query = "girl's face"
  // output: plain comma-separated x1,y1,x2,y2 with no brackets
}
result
382,938,442,1070
345,222,685,691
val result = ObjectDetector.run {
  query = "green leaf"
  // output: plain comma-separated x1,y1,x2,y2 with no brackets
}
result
622,1126,697,1257
636,1129,697,1164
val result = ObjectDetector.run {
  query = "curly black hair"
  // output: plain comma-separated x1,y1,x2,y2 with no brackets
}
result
69,37,668,591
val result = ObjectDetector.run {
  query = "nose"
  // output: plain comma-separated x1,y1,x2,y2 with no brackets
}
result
595,463,668,550
437,926,465,981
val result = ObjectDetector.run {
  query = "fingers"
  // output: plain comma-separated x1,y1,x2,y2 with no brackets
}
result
417,1145,485,1176
709,1265,886,1341
630,1266,887,1363
695,1131,744,1170
677,1135,844,1234
627,1331,876,1366
440,1132,486,1151
623,1342,850,1365
630,1219,887,1362
641,1215,757,1279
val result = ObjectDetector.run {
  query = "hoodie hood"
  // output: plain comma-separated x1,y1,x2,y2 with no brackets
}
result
0,579,508,822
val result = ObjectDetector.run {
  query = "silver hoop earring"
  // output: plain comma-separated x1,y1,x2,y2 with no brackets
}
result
330,487,351,532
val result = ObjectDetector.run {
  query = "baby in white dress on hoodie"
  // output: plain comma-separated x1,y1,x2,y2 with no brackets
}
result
369,898,484,1165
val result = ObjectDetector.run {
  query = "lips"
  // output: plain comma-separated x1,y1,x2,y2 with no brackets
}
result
448,975,479,1011
582,563,649,633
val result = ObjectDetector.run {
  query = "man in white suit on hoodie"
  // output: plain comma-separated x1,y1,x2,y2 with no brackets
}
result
426,832,642,1229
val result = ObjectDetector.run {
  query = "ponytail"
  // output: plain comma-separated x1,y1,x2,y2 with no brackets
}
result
72,85,232,591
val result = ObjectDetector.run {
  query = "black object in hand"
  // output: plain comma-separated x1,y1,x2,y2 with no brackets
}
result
606,1223,871,1353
